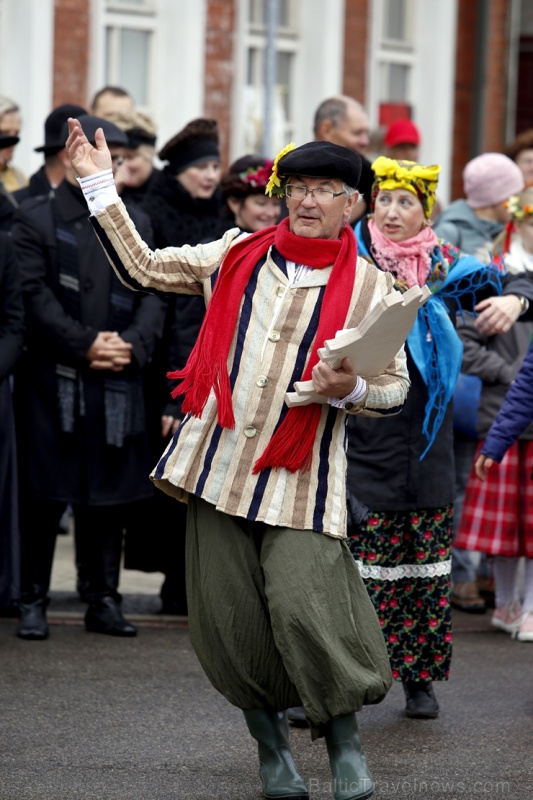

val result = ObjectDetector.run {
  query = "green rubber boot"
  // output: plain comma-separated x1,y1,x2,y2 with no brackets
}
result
243,709,309,799
324,713,374,800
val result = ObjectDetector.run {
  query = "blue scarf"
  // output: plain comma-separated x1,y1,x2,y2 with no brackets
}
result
355,221,501,458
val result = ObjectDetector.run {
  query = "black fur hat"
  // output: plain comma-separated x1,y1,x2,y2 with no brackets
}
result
158,118,219,174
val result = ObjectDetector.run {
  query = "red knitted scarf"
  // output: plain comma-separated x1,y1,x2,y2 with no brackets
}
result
168,216,357,473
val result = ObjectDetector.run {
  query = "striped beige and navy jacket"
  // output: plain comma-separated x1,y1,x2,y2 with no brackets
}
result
91,200,410,538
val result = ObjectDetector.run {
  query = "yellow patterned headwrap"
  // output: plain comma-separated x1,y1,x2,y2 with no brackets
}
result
371,156,441,218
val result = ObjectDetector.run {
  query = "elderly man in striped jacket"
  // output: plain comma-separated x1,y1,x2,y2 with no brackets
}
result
66,118,409,800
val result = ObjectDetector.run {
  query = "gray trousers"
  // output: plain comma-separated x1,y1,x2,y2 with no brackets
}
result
185,496,392,734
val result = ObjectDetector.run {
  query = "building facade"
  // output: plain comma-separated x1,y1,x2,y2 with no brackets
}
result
0,0,529,206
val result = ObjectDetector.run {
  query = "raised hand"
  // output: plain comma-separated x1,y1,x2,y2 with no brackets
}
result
66,117,112,177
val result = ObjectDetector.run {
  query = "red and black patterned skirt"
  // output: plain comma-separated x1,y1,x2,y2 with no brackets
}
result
348,506,453,682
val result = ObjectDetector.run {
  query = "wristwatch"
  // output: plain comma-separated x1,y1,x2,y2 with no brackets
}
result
519,296,530,316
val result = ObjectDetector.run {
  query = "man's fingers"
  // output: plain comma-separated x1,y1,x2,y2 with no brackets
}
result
94,126,108,151
65,118,86,150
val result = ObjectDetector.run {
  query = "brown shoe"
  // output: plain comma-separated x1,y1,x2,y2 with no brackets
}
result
451,581,486,614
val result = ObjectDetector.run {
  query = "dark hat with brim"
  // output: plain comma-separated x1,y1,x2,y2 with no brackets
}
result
0,132,19,149
276,141,362,190
59,114,129,149
35,104,88,153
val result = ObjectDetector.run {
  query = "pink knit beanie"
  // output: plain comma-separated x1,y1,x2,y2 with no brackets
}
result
463,153,524,208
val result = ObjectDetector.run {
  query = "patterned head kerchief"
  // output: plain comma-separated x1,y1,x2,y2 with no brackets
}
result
371,156,441,219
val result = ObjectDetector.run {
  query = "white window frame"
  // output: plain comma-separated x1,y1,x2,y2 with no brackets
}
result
366,0,459,204
105,0,156,13
97,0,157,110
232,0,344,161
238,0,300,156
372,0,416,106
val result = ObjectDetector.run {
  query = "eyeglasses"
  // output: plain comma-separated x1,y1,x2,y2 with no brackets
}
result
111,155,124,166
285,184,346,203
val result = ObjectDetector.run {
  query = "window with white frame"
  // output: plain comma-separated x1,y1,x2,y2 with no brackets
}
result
376,0,415,106
243,0,300,156
103,0,156,107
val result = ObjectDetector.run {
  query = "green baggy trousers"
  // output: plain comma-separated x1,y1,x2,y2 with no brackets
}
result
186,496,392,734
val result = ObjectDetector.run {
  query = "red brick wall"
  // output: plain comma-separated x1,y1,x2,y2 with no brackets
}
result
483,0,510,153
204,0,236,168
52,0,90,108
343,0,369,105
450,0,511,200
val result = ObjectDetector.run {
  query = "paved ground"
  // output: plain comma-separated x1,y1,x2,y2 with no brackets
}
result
1,605,532,800
1,531,531,799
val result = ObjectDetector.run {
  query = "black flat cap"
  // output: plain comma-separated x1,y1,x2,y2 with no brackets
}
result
60,114,129,148
0,132,20,149
277,141,362,189
35,103,88,153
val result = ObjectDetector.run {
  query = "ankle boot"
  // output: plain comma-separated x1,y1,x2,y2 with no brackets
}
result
403,680,439,719
17,598,50,640
324,713,374,800
243,709,309,799
85,596,137,637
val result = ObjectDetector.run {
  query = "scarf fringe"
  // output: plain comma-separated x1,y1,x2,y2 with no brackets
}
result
252,406,321,474
168,353,235,428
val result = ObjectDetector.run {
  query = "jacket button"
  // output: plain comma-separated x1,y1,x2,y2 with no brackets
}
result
269,330,280,342
244,425,257,438
344,402,354,410
256,375,268,388
276,285,285,297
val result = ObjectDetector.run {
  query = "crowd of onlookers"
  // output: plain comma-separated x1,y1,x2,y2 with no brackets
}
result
1,88,533,682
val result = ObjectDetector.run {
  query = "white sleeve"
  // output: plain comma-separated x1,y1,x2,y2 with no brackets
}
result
327,376,368,410
76,170,119,214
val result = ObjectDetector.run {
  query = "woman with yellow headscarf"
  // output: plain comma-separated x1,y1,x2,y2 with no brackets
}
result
346,156,501,720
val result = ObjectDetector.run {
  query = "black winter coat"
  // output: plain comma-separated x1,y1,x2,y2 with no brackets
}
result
0,232,24,606
11,181,166,505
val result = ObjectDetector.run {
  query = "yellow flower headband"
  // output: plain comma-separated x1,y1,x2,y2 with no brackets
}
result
371,156,441,218
266,141,297,197
505,194,533,222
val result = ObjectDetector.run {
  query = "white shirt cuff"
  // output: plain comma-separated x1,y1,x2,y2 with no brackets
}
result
77,170,119,214
328,376,368,410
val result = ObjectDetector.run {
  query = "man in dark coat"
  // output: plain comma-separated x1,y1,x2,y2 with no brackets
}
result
11,115,165,640
0,233,24,613
13,103,88,205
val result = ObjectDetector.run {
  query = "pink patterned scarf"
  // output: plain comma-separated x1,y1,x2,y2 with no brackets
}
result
368,218,438,287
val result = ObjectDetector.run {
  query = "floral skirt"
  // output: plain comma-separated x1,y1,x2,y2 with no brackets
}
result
348,506,453,682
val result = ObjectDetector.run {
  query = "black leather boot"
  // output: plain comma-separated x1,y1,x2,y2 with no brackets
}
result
85,596,137,637
403,680,439,719
243,709,309,799
17,598,50,640
324,713,374,800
